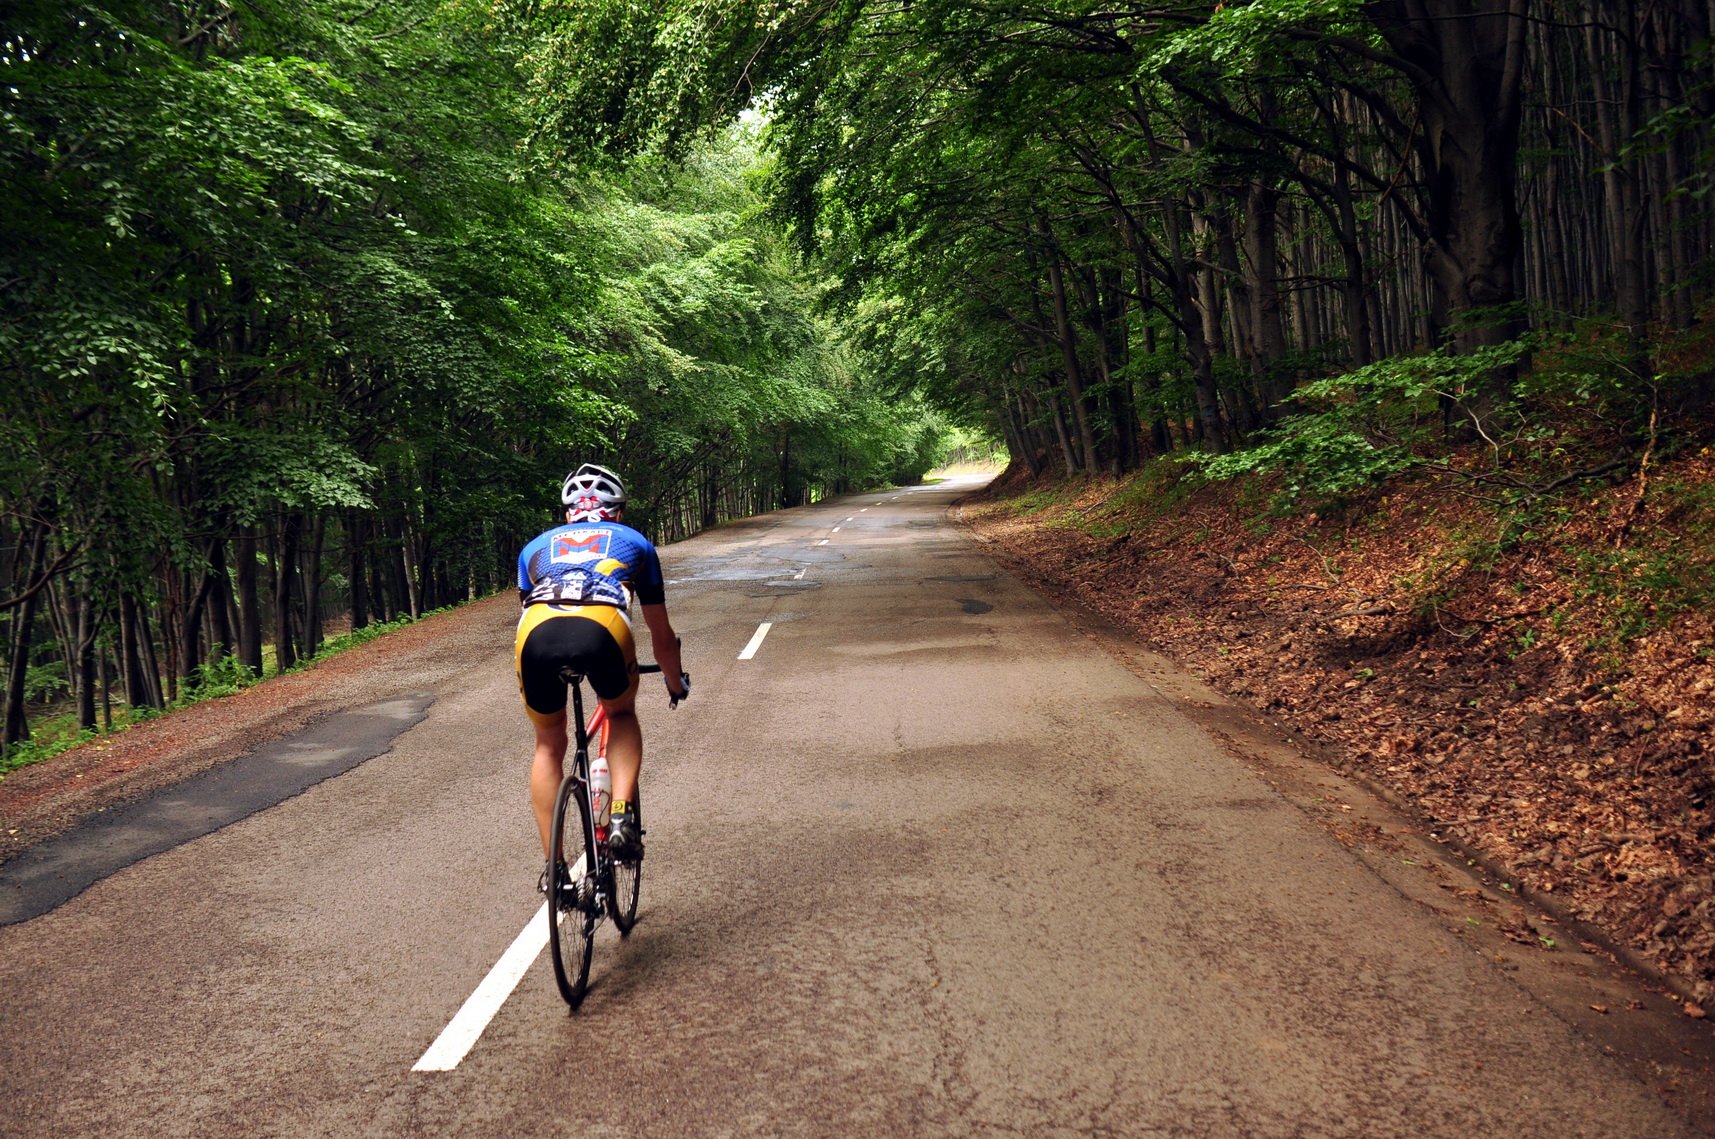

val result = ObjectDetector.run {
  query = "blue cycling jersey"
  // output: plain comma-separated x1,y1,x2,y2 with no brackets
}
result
516,521,666,608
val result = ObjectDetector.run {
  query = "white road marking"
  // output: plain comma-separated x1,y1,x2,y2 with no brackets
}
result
844,517,854,522
738,622,773,660
414,851,587,1072
816,539,829,546
831,527,841,533
793,567,807,580
858,508,868,512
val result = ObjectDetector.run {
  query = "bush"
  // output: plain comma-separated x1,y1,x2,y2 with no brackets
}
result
23,661,68,704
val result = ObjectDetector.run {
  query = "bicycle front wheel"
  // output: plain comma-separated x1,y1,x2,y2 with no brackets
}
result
607,790,642,936
547,774,595,1009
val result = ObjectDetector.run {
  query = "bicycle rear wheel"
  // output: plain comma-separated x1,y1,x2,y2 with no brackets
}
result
607,789,642,936
547,774,595,1009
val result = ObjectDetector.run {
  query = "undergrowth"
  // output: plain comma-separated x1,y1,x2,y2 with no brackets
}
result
0,604,462,778
989,393,1713,655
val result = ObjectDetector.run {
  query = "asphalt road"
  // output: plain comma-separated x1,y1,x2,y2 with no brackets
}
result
0,477,1702,1136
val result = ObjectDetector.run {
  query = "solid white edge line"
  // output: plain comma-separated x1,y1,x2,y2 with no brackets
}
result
738,621,773,660
413,903,551,1072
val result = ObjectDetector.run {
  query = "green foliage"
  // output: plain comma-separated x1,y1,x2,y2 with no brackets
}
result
23,662,68,704
0,725,100,778
1193,338,1537,506
5,0,947,747
181,656,259,702
1149,0,1369,73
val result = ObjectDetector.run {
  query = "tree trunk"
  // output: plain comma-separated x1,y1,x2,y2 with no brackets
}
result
1244,178,1292,413
3,521,49,745
274,514,300,673
346,511,369,632
120,592,145,709
1046,387,1078,476
1583,2,1651,378
177,547,220,691
235,527,263,675
302,514,327,658
1043,242,1099,472
99,640,112,731
1366,0,1530,381
135,601,165,709
75,594,97,730
1163,199,1228,452
206,539,232,663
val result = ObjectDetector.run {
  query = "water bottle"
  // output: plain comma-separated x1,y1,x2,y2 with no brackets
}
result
590,752,612,830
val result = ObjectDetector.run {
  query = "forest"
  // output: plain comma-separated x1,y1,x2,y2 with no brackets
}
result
1,0,950,755
5,1,1714,761
512,0,1713,464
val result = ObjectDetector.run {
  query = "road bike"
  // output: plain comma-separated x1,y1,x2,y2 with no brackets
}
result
547,661,686,1009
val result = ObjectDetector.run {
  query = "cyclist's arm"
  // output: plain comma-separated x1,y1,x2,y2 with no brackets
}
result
639,603,686,697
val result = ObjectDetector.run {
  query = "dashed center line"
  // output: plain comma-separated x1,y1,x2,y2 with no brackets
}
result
831,527,841,533
816,539,829,546
738,622,773,660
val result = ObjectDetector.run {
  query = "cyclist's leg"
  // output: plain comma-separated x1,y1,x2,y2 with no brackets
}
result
516,605,576,858
528,713,568,858
602,692,641,803
585,608,642,803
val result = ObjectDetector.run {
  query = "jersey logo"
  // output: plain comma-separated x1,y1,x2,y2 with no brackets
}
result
551,529,613,565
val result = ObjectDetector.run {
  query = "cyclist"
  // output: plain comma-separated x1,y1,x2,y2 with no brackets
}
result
515,463,687,879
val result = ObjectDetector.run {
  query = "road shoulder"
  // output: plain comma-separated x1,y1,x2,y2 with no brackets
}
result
956,497,1715,1132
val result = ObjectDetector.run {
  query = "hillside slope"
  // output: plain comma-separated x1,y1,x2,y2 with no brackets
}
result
962,451,1715,1011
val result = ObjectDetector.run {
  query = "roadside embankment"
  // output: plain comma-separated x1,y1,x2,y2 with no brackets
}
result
960,454,1715,1012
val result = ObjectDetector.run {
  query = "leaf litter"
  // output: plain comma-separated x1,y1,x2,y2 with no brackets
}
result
965,451,1715,1009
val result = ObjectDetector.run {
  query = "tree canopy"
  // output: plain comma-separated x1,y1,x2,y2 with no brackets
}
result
507,0,1714,472
6,0,1714,754
1,0,943,752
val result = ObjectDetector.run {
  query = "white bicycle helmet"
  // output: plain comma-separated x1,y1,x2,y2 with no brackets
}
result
561,462,627,522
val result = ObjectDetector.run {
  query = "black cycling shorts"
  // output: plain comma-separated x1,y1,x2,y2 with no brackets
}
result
515,604,637,725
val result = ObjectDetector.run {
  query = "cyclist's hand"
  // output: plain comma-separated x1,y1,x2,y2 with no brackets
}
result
668,672,690,709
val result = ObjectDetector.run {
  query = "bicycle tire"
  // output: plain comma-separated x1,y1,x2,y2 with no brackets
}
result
607,789,642,936
547,773,595,1009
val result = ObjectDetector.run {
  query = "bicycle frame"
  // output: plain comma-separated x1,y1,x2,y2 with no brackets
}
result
566,676,609,830
566,660,664,811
